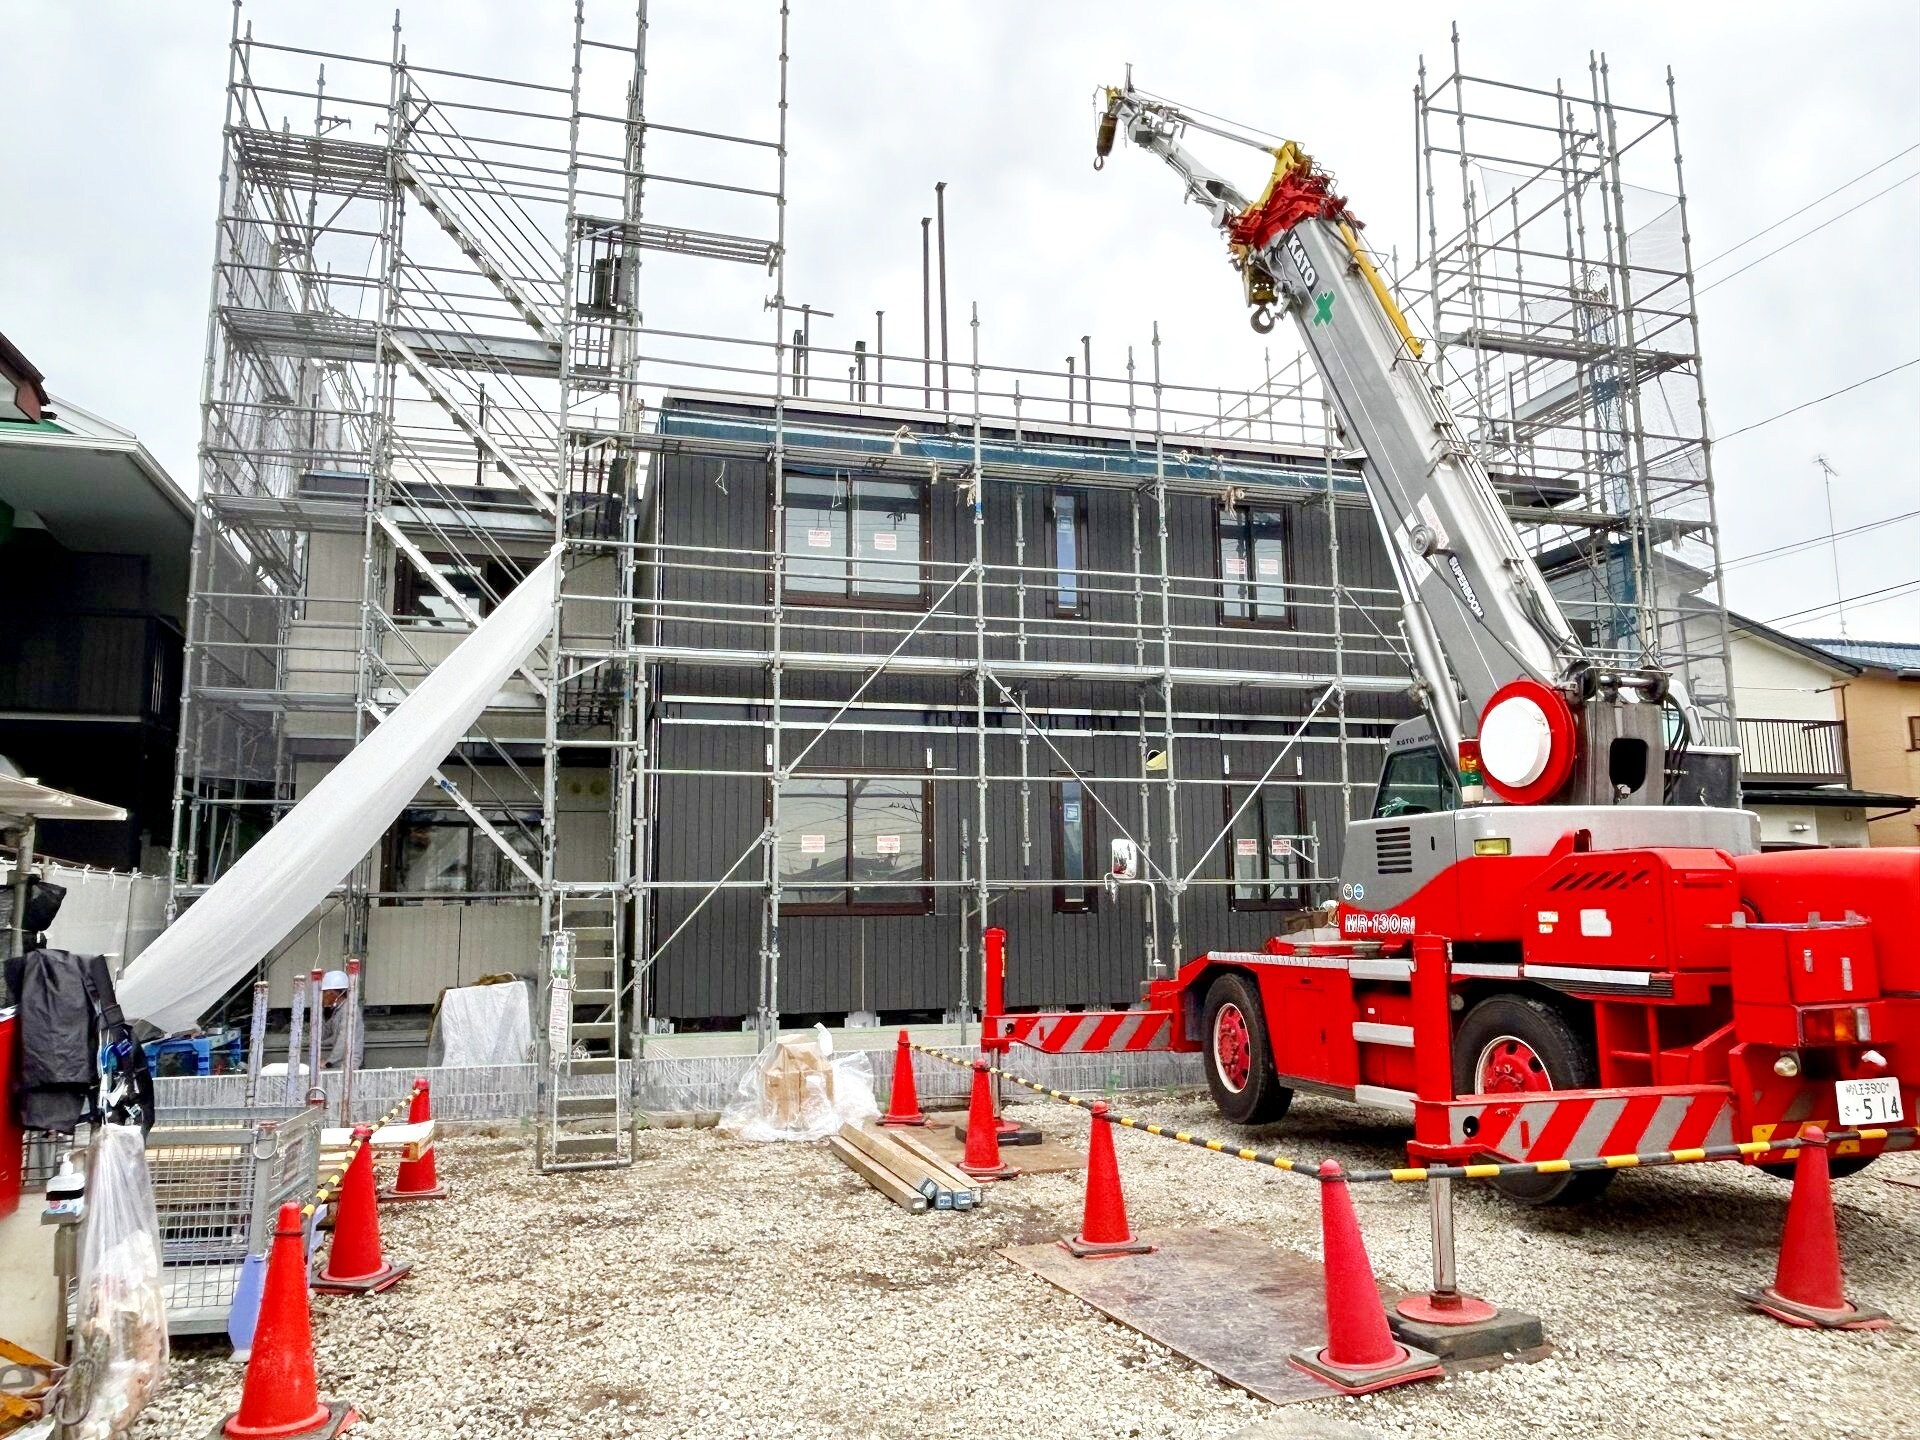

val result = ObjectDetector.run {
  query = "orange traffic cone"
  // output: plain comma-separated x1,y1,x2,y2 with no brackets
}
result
1061,1104,1152,1257
381,1080,448,1201
209,1203,358,1439
314,1127,410,1295
879,1032,927,1127
1743,1126,1889,1330
1290,1160,1444,1395
957,1060,1019,1180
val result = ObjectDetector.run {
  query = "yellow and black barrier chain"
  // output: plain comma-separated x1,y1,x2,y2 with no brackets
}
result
911,1041,1309,1176
300,1092,416,1220
1340,1125,1919,1186
910,1039,1919,1186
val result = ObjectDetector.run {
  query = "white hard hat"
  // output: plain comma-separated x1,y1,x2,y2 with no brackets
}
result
320,970,350,992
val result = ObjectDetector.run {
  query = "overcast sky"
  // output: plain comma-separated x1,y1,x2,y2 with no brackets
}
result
4,1,1916,641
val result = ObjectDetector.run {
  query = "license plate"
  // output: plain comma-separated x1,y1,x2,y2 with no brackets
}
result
1835,1076,1904,1127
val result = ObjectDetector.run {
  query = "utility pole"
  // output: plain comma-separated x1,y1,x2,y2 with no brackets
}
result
1815,455,1847,638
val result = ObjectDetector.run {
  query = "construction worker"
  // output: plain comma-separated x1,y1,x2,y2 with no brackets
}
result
318,969,361,1071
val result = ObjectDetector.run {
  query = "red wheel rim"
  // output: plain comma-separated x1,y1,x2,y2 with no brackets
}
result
1474,1034,1552,1094
1213,1003,1252,1093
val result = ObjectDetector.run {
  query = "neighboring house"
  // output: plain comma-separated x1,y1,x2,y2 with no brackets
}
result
1726,614,1915,848
0,333,191,871
1800,637,1920,848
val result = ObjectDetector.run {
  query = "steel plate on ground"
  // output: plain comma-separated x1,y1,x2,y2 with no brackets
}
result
1001,1225,1333,1405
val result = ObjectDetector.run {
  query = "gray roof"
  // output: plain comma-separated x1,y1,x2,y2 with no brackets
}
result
1800,637,1920,674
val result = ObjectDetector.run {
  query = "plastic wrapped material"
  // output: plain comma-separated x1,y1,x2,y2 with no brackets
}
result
428,980,534,1068
719,1025,878,1142
64,1123,168,1438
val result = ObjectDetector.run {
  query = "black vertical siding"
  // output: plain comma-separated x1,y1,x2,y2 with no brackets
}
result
641,408,1414,1023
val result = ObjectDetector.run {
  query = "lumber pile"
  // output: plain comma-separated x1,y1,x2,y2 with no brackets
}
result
828,1121,986,1213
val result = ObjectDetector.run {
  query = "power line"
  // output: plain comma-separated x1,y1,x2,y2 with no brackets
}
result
1715,356,1920,444
1723,508,1920,571
1697,141,1920,269
1696,169,1920,296
1763,577,1920,627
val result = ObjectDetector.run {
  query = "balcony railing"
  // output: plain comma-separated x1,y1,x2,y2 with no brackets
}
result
1738,717,1849,785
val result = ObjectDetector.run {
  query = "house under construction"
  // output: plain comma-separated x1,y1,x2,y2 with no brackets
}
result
169,5,1735,1166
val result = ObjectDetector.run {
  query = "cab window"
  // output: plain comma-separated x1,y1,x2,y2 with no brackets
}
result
1372,746,1455,819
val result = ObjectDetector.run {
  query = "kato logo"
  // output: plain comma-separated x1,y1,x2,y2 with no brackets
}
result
1284,232,1318,291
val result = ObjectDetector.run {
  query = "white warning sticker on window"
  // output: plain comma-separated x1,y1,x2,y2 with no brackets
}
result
875,834,901,856
1235,837,1259,857
806,528,832,548
1270,835,1293,856
1224,557,1247,577
1257,557,1281,576
1580,908,1612,938
800,833,826,854
871,531,898,552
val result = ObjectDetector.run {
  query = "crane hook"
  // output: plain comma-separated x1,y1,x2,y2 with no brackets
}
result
1249,306,1276,334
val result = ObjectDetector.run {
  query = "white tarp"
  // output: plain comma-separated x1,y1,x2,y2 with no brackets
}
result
117,551,558,1032
428,980,534,1068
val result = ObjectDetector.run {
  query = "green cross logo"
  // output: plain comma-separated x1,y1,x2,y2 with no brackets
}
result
1312,292,1335,325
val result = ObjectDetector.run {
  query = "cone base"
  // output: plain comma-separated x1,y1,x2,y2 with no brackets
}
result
878,1112,928,1128
213,1398,359,1439
957,1158,1022,1181
1288,1341,1443,1396
378,1182,448,1202
1060,1232,1154,1259
313,1259,411,1296
1394,1290,1499,1326
1741,1286,1890,1331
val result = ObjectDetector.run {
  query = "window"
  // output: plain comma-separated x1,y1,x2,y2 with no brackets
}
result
1217,503,1290,626
782,472,924,606
1047,489,1090,617
393,551,528,627
1371,746,1457,820
1051,778,1098,913
384,811,540,898
1226,786,1310,910
1909,715,1920,751
777,774,931,914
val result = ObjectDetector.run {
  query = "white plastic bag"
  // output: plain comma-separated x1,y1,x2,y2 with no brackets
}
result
64,1124,168,1439
719,1025,879,1142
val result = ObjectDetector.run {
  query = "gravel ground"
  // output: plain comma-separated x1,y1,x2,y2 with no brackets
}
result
132,1092,1920,1440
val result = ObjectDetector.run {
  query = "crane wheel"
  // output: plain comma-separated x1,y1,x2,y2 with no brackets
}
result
1201,972,1292,1126
1453,994,1615,1206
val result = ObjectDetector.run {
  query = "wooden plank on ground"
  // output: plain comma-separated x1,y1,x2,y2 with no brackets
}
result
838,1122,957,1205
828,1135,929,1212
882,1126,986,1205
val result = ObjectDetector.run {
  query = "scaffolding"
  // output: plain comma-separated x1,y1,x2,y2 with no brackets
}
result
170,7,1739,1169
1411,26,1736,742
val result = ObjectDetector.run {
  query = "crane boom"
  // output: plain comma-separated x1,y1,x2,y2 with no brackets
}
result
1097,83,1675,805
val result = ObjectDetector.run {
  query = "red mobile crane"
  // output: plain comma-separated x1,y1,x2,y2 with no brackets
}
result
981,83,1917,1204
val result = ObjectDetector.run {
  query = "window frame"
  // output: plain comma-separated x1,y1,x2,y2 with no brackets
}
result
381,808,541,901
1908,714,1920,752
1045,488,1091,619
1370,745,1459,820
1215,500,1294,629
775,768,935,917
774,469,931,612
1224,784,1310,912
391,550,527,628
1049,775,1099,914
